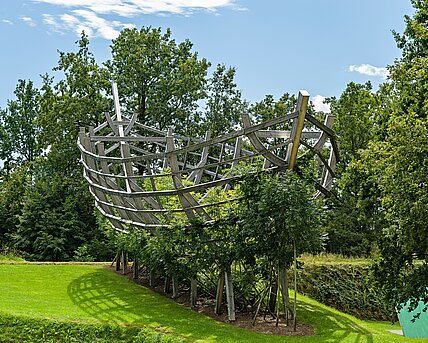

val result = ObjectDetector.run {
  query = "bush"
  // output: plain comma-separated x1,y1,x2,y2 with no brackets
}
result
292,263,396,321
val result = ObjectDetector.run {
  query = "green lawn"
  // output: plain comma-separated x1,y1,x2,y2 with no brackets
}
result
0,264,422,342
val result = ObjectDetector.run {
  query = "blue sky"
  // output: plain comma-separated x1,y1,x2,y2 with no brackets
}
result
0,0,415,111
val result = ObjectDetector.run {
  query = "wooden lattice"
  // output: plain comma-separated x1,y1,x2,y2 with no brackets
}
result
78,84,338,233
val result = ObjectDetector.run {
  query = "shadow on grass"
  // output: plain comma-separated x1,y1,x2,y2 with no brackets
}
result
298,300,374,343
67,268,374,343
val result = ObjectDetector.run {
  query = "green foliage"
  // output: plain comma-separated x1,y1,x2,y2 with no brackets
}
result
249,93,296,124
294,263,395,321
239,170,322,268
0,165,29,247
107,27,209,135
0,79,41,171
328,82,377,164
202,64,246,136
324,82,384,257
365,1,428,313
0,247,26,262
0,313,183,343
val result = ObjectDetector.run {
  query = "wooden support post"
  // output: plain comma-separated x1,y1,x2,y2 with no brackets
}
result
190,278,197,307
215,270,225,315
172,276,180,298
115,251,121,271
225,266,235,321
133,256,139,279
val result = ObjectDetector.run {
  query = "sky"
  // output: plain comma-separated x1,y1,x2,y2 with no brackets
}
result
0,0,415,112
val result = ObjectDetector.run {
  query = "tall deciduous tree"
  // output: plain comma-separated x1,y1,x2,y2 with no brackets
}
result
107,27,210,135
323,82,383,256
10,33,112,260
0,79,41,171
366,0,428,312
202,64,246,136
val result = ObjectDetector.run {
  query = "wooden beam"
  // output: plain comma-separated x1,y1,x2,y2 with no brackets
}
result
288,90,310,170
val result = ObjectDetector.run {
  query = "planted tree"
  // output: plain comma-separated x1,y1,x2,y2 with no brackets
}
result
239,170,322,327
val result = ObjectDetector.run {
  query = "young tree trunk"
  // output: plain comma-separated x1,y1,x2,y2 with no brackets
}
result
115,251,121,271
164,276,171,294
172,276,179,298
215,270,225,315
122,251,128,274
268,279,278,315
149,270,156,287
225,266,235,321
293,241,298,331
132,256,139,279
190,278,197,307
279,267,291,324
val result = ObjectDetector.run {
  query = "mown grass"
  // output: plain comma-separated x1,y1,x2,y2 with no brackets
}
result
300,253,371,265
0,264,421,342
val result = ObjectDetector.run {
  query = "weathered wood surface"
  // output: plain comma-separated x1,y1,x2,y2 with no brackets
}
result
78,83,339,232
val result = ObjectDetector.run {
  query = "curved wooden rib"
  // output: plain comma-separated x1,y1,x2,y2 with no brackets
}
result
241,113,287,168
78,85,339,233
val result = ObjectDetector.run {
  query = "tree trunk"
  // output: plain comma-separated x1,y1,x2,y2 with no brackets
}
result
269,279,278,315
115,251,121,271
164,276,171,294
122,251,128,274
190,278,197,307
279,267,291,324
293,241,298,331
215,270,225,315
225,266,235,321
149,270,156,287
172,276,179,298
132,256,139,279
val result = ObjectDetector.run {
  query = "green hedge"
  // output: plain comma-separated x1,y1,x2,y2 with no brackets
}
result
292,263,396,321
0,313,184,343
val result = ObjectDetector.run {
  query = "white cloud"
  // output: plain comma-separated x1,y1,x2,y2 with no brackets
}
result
57,10,134,39
32,0,238,16
20,16,36,27
312,95,331,113
32,0,241,40
2,19,13,25
42,14,63,32
349,64,389,79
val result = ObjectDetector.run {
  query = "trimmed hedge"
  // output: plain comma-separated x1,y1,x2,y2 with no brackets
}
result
293,263,396,321
0,313,184,343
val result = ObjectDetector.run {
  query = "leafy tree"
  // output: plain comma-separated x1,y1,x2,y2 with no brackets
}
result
249,93,297,124
11,156,98,261
323,82,383,256
0,166,29,247
107,27,210,135
239,170,321,268
365,0,428,313
9,32,112,260
201,64,246,136
38,32,110,154
0,79,41,171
